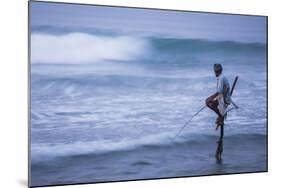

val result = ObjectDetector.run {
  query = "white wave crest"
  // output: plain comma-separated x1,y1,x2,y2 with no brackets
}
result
31,132,173,163
31,33,149,63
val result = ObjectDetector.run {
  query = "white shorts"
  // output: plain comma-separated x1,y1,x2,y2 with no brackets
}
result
218,98,226,116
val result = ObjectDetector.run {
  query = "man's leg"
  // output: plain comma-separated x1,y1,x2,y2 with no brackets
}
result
205,93,221,117
206,93,224,128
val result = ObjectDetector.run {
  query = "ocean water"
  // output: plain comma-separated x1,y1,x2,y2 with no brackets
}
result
30,30,267,187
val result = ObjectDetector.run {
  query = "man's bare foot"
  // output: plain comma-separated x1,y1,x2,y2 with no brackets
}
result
215,116,224,130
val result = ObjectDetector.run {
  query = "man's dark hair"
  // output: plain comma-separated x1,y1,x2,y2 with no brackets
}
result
214,64,223,74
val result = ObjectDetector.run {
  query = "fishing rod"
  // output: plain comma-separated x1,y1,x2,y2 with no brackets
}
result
169,105,206,144
170,76,239,143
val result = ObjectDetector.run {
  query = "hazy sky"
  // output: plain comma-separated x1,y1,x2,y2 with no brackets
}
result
30,1,267,43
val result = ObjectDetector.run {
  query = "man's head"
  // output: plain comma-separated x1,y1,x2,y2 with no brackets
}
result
214,64,223,77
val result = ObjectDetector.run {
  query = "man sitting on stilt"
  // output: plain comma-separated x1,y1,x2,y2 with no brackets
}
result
205,64,231,129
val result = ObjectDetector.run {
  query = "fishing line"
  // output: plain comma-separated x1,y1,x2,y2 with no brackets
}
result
160,104,206,163
169,105,206,144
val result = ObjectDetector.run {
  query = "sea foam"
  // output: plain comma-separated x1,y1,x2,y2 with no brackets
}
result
31,33,150,64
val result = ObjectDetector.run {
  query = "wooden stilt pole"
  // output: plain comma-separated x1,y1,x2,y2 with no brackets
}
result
216,119,224,163
215,76,238,163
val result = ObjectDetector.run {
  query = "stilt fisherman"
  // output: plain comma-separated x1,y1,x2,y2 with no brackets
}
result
205,64,231,129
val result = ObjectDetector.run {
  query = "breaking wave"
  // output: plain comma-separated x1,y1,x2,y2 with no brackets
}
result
31,33,151,63
31,32,266,64
31,133,265,163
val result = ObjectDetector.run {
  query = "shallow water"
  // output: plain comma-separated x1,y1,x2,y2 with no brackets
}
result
31,133,267,186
